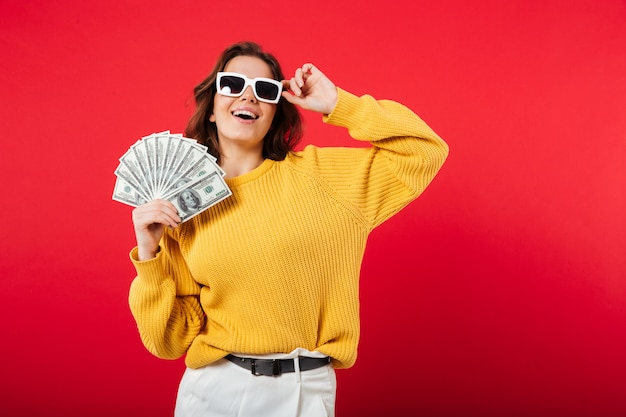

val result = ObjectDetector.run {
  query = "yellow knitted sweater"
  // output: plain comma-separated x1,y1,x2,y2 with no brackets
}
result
128,88,448,369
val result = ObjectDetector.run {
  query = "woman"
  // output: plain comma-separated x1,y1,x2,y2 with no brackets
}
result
128,41,448,417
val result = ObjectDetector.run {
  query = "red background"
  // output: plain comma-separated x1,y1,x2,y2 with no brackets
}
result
1,0,625,416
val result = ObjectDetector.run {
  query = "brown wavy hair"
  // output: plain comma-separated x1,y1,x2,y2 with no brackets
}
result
185,41,303,163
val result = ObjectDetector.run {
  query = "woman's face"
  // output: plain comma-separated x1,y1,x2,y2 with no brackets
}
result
210,55,278,154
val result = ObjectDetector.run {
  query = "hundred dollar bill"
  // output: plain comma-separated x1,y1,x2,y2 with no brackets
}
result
118,145,153,198
141,134,158,193
188,139,223,176
112,175,149,207
162,146,222,197
114,161,152,201
184,136,208,153
129,139,154,196
155,132,178,195
162,137,194,189
166,172,232,222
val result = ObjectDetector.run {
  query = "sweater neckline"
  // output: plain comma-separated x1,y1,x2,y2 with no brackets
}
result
224,158,275,187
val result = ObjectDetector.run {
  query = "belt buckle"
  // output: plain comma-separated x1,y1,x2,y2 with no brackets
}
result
250,359,282,376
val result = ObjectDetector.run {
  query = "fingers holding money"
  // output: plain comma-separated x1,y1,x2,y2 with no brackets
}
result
132,199,181,260
134,199,181,226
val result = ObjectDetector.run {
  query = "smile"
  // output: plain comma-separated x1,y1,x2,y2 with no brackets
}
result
232,110,259,120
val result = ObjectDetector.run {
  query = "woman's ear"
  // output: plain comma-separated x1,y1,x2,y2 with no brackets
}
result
209,113,216,122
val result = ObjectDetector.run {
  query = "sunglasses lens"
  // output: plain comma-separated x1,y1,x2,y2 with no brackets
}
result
219,75,245,95
255,80,280,101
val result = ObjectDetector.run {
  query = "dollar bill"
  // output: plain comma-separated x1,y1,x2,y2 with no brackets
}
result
166,172,232,222
114,161,152,200
129,139,154,196
162,147,218,197
112,175,149,207
156,132,179,195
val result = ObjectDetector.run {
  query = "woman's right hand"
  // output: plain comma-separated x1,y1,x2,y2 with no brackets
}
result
132,199,181,261
282,63,338,115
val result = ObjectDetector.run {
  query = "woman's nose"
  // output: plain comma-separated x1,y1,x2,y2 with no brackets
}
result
240,86,257,102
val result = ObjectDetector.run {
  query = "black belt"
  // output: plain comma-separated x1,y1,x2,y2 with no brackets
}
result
225,354,331,376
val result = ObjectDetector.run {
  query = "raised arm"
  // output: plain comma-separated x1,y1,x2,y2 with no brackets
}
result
283,63,448,229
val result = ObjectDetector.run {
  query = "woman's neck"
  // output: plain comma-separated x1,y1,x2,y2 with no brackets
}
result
219,148,265,179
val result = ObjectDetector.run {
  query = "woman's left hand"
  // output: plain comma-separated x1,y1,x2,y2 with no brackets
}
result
282,63,338,115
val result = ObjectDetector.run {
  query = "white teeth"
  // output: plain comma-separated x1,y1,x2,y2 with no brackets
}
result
232,110,258,119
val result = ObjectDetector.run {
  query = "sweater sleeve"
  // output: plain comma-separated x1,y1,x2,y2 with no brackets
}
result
319,88,449,229
128,229,205,360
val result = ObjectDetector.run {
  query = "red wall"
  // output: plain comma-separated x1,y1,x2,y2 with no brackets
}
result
1,0,625,416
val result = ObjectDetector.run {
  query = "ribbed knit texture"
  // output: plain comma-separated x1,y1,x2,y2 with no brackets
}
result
128,89,449,369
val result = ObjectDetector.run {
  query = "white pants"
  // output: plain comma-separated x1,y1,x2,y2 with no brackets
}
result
174,349,336,417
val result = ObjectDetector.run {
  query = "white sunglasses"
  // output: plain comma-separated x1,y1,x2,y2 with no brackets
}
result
216,72,283,104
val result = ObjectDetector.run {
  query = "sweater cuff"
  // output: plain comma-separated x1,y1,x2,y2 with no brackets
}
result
129,246,166,285
322,88,361,127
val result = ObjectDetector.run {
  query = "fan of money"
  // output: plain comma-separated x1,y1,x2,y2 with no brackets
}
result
112,131,232,222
